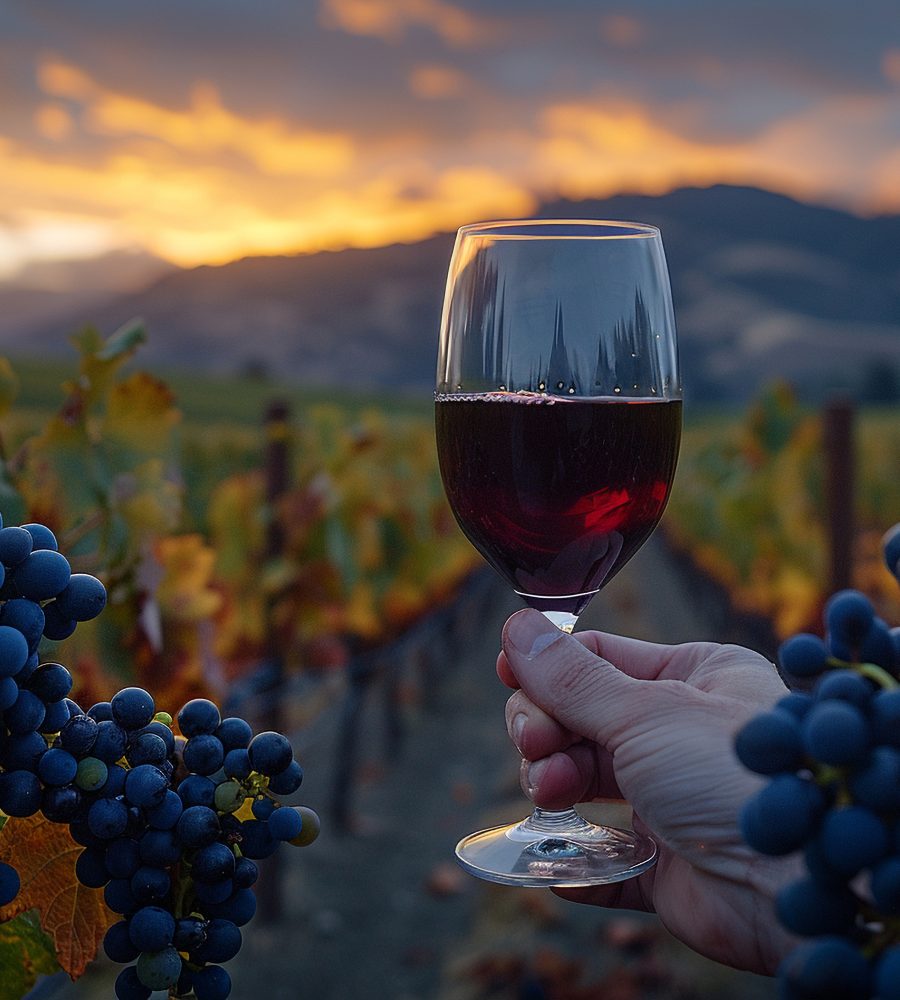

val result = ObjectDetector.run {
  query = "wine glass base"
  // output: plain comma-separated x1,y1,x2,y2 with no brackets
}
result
455,815,657,888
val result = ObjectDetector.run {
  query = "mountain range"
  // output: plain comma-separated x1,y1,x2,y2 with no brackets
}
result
2,185,899,403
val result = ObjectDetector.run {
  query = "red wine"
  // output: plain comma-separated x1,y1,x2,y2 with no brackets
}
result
435,393,681,615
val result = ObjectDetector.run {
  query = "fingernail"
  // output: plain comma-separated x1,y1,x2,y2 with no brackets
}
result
511,713,526,753
525,758,549,798
507,611,565,660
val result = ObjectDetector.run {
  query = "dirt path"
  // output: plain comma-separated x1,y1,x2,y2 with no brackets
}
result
36,537,777,1000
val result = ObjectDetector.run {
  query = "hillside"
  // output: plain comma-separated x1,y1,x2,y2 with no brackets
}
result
4,186,900,402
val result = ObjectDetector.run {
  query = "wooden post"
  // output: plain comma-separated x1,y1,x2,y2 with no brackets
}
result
264,400,291,555
256,399,291,922
823,398,855,594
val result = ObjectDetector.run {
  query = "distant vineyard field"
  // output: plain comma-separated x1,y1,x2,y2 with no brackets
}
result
6,341,897,687
666,386,900,638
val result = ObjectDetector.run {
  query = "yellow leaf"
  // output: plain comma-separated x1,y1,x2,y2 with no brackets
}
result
103,372,180,454
156,534,222,623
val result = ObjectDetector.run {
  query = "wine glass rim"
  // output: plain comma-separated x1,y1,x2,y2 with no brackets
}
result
457,219,660,240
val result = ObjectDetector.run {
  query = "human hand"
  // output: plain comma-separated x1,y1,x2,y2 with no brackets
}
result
498,608,802,975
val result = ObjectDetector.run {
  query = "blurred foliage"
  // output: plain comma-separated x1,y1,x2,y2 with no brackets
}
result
0,328,479,709
667,382,900,637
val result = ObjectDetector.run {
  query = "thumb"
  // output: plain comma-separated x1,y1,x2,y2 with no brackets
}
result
502,608,668,752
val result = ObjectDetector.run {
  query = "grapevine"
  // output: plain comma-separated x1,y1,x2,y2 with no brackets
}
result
0,513,320,999
735,523,900,998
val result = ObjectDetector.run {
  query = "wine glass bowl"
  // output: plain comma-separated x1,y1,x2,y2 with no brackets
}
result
435,219,681,886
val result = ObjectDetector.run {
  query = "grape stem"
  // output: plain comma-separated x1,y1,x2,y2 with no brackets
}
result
811,763,853,806
174,870,192,920
826,657,899,691
861,920,900,960
856,662,899,690
58,509,105,553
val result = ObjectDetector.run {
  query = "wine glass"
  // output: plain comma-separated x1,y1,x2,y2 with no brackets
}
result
434,219,681,886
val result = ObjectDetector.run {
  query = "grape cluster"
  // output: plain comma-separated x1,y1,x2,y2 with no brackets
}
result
0,515,321,999
95,694,318,1000
736,524,900,999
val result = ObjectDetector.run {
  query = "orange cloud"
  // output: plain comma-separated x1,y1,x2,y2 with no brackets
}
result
533,95,900,213
534,101,748,199
37,58,95,100
599,14,643,48
39,58,354,178
883,48,900,86
2,53,897,278
0,61,534,271
34,103,73,141
409,63,469,99
749,94,900,208
319,0,493,46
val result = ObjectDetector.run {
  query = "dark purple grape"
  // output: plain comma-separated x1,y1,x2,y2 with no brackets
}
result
0,526,33,567
59,714,99,756
128,905,175,951
247,731,292,776
12,549,71,601
115,965,150,1000
53,573,107,621
778,633,828,678
111,688,155,731
0,769,42,817
268,759,303,796
4,689,46,734
93,721,129,764
104,920,140,964
182,734,224,775
123,765,168,808
176,805,220,847
177,698,221,737
26,662,73,703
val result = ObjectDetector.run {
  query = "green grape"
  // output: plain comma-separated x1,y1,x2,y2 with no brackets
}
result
75,756,108,792
214,780,246,814
136,946,182,989
154,711,173,726
289,806,321,847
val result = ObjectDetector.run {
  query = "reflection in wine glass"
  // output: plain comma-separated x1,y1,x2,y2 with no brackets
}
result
435,220,681,887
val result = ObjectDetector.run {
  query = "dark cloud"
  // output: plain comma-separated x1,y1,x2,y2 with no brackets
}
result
4,0,895,127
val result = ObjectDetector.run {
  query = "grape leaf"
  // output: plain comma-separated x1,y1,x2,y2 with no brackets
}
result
0,814,115,978
0,910,60,1000
103,371,180,454
67,321,147,409
94,316,147,361
155,533,222,623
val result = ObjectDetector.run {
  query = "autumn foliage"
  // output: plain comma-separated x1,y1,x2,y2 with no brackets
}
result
665,383,900,637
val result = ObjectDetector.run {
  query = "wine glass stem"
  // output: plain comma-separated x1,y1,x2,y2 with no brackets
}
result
519,610,580,834
541,610,577,634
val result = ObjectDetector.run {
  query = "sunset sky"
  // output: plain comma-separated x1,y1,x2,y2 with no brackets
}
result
1,0,899,280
